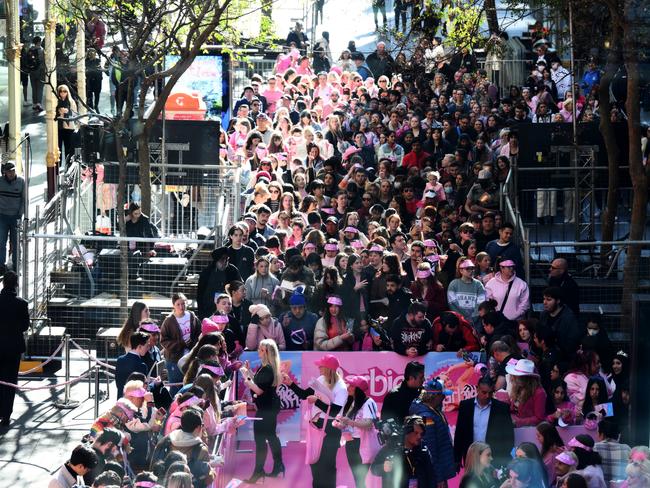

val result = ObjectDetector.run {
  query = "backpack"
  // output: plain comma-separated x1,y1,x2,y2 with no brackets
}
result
24,46,40,72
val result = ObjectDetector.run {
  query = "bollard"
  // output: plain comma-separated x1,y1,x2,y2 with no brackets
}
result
54,334,80,409
94,366,100,419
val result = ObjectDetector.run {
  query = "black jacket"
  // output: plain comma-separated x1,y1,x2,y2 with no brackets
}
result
371,443,435,488
115,351,148,398
454,398,514,468
0,288,29,355
539,305,583,361
197,263,241,319
548,273,580,316
381,382,421,424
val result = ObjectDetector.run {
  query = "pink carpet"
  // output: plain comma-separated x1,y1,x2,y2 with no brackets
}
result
223,439,462,487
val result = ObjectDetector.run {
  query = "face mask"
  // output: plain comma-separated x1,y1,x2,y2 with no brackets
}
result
587,328,599,336
444,187,453,194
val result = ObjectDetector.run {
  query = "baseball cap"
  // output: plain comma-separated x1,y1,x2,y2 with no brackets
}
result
315,354,340,370
423,379,452,395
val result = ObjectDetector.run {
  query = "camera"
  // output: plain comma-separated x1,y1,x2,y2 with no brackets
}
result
372,417,403,448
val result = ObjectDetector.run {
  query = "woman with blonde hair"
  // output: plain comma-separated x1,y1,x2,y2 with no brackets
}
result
56,84,79,164
240,338,284,482
460,441,499,488
506,359,547,427
284,354,348,488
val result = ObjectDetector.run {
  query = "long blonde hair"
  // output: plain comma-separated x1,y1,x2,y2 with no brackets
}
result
509,374,540,406
322,366,342,389
260,339,281,387
465,442,491,478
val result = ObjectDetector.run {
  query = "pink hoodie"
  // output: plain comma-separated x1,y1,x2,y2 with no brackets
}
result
485,272,530,321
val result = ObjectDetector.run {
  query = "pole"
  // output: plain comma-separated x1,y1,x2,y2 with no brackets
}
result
5,0,22,170
568,0,577,145
94,366,100,419
55,334,80,409
45,0,59,201
21,134,30,296
33,206,40,310
75,13,87,117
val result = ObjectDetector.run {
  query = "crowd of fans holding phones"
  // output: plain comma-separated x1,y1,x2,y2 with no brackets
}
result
45,31,650,488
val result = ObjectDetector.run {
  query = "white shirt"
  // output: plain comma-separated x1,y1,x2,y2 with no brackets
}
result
349,397,379,438
310,375,348,421
177,312,191,344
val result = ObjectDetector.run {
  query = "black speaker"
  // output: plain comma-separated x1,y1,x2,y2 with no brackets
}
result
81,122,104,163
631,295,650,446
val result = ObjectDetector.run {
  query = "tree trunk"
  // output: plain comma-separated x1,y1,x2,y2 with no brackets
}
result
484,0,499,35
115,122,129,314
620,19,648,326
261,0,272,18
138,128,152,217
598,19,622,263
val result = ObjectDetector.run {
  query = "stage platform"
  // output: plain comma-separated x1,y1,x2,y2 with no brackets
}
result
46,293,197,341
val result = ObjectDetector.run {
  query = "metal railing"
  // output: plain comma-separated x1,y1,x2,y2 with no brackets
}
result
26,233,232,345
500,167,531,283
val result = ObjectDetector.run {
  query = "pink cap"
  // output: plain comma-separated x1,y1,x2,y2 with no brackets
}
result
425,254,440,264
568,437,592,452
423,239,437,248
342,146,361,160
126,387,147,398
416,269,432,279
139,322,160,334
459,260,475,269
351,240,364,249
324,243,338,251
321,207,335,215
344,226,358,233
327,296,343,306
304,242,317,250
135,482,157,488
499,259,516,267
201,318,222,335
256,170,271,181
200,364,225,377
474,363,487,374
315,354,340,370
555,451,578,465
346,375,370,393
368,245,384,254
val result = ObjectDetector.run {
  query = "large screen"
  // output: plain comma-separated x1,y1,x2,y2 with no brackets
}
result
164,53,230,125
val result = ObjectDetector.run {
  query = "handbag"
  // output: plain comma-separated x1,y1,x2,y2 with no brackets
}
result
305,407,329,465
359,400,381,464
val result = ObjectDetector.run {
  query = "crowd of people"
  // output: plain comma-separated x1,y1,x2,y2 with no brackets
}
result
38,29,647,487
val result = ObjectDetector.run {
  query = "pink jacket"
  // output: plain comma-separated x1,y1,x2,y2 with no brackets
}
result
485,272,530,321
245,320,286,351
512,386,547,427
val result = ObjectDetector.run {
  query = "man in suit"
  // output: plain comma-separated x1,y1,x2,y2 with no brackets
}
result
454,376,514,469
115,332,150,398
0,271,30,427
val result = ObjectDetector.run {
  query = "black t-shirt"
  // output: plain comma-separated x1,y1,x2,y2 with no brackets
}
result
227,244,255,281
253,364,280,411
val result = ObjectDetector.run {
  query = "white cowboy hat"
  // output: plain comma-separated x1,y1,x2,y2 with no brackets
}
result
505,358,539,377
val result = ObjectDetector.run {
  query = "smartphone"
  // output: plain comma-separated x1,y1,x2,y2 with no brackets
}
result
369,327,381,338
346,319,355,333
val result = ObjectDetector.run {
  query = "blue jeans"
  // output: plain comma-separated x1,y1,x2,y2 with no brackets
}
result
0,214,19,270
165,360,184,395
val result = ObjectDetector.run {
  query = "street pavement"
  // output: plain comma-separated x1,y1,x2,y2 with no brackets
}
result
0,352,118,485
